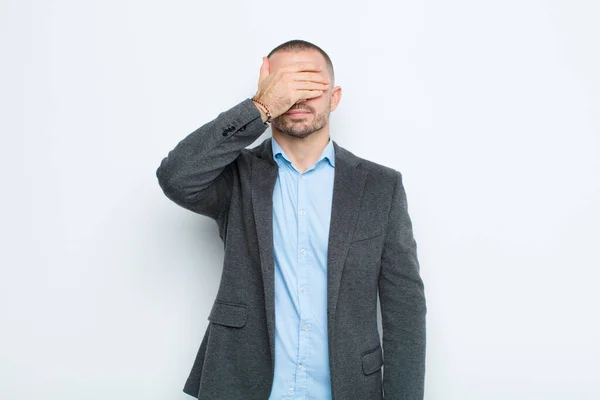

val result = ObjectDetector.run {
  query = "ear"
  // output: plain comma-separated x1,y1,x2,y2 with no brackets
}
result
329,86,342,112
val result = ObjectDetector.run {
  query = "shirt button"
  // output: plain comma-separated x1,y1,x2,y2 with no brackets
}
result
299,209,305,215
289,388,294,393
298,364,303,370
302,324,308,331
300,249,305,255
300,286,305,292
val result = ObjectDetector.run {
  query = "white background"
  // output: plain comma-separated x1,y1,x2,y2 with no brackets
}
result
1,0,599,399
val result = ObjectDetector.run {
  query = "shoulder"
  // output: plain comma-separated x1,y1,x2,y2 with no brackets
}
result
337,143,402,184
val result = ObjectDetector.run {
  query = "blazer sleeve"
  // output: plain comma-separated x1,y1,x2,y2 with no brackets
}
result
378,171,427,399
156,97,268,222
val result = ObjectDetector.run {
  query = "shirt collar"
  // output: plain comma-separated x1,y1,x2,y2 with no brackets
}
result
271,136,335,168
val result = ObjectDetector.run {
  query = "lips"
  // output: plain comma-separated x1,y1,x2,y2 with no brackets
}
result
286,110,310,115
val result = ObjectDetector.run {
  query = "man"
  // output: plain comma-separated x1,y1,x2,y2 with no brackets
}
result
156,39,426,400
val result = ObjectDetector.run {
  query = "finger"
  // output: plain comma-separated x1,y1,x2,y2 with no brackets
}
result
283,61,323,73
292,80,330,91
292,71,331,85
298,90,325,100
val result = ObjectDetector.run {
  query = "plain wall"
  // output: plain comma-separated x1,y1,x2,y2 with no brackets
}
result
1,0,598,399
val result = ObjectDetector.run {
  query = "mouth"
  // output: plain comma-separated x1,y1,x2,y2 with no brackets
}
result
285,110,311,116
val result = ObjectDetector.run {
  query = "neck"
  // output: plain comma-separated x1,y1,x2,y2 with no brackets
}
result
271,128,331,173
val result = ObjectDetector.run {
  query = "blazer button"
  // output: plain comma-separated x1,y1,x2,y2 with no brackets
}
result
222,125,236,136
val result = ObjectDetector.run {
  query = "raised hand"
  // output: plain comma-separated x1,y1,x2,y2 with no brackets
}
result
253,56,330,119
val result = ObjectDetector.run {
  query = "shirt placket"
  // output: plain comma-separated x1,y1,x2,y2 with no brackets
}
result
293,172,311,399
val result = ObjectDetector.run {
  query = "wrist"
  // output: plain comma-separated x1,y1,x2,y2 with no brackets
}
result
252,102,269,123
251,97,272,124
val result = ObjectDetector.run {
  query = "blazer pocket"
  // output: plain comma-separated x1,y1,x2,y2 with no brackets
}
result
208,300,248,328
351,228,385,244
361,344,383,375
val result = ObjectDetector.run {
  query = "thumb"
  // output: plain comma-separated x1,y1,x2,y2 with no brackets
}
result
258,56,270,85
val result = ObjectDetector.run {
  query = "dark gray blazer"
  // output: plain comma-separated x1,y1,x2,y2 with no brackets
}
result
156,98,426,399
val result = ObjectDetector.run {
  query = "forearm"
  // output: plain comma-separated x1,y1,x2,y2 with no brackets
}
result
156,97,268,219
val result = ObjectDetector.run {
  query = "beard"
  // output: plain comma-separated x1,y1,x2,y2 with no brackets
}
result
271,101,330,139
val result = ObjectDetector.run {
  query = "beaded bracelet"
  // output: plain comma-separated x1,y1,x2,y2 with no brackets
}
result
251,97,272,124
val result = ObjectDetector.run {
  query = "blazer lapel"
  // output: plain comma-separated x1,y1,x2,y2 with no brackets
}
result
326,141,367,370
251,138,279,366
251,137,367,368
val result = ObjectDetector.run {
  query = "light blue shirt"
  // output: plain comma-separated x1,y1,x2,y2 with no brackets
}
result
268,136,335,400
